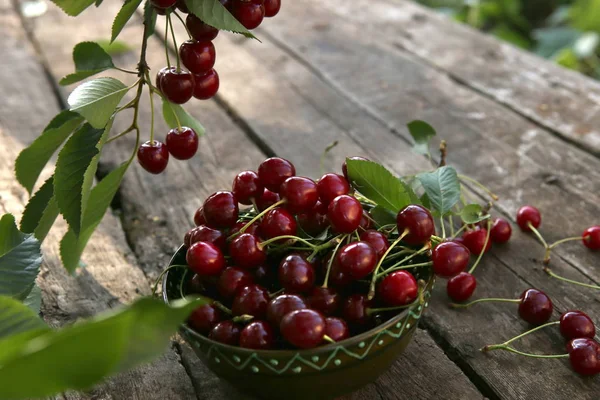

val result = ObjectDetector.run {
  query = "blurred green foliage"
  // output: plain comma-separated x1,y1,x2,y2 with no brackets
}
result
416,0,600,79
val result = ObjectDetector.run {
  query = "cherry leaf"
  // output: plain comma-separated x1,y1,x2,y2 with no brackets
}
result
60,42,115,86
417,166,461,216
68,77,129,129
185,0,257,39
162,100,206,136
111,0,144,43
407,120,436,155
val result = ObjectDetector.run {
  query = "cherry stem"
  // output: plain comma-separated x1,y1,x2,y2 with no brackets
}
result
354,193,377,206
173,10,192,39
164,14,171,68
308,235,343,261
450,223,469,239
260,235,316,249
439,216,446,238
449,297,520,309
322,234,349,289
459,174,499,201
482,345,568,359
378,244,431,278
152,264,187,295
548,237,581,249
229,199,286,240
489,321,560,349
468,219,492,274
378,261,433,276
319,140,338,176
527,223,549,249
544,266,600,290
148,87,156,143
368,228,410,300
179,268,189,299
167,13,180,71
323,334,335,344
213,301,232,315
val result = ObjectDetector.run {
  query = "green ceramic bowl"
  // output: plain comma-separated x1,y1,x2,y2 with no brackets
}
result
163,245,435,400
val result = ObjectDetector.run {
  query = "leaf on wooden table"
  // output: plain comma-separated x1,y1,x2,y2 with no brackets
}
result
185,0,257,39
111,0,144,43
162,99,206,136
417,166,461,216
407,120,436,155
460,203,490,224
68,77,130,129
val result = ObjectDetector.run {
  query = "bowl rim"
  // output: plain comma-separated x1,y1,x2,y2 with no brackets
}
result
162,244,434,356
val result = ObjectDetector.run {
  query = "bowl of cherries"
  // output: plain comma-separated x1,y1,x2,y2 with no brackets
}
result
162,157,440,400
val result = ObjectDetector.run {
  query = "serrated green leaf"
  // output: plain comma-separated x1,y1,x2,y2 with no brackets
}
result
54,124,105,236
417,166,461,216
0,215,26,258
0,296,47,340
111,0,144,43
346,159,416,213
460,204,490,224
60,162,129,273
20,176,55,234
50,0,96,16
143,1,157,39
23,285,42,314
369,206,396,227
68,77,130,129
96,39,133,56
34,197,60,243
162,100,206,136
60,42,115,86
407,120,436,155
15,111,84,194
0,297,206,400
185,0,256,39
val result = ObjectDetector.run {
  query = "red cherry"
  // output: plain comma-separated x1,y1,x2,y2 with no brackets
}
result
209,321,240,345
184,227,196,247
516,205,541,232
560,311,596,340
257,157,296,193
490,218,512,243
188,304,221,334
280,177,318,213
231,0,265,29
567,337,595,353
186,241,226,276
453,236,466,246
180,40,216,74
432,241,470,278
232,170,263,205
325,251,353,287
342,156,368,182
229,233,266,269
188,225,226,250
462,228,491,255
378,271,418,306
568,339,600,376
396,205,435,245
278,254,316,293
583,226,600,250
152,0,176,8
193,206,206,226
239,321,275,350
327,195,363,233
232,284,270,318
337,241,377,280
342,294,370,325
260,208,297,239
229,221,260,237
137,140,169,174
217,267,254,299
155,66,172,92
255,188,281,211
359,210,372,231
192,68,219,100
186,14,219,42
446,272,477,302
297,201,329,236
325,317,349,342
203,191,239,228
519,288,553,325
176,0,189,13
161,69,195,104
307,287,340,316
266,294,306,327
317,173,350,205
166,127,198,160
359,230,390,260
280,309,326,349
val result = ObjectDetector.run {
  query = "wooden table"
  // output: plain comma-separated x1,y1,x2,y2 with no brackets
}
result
1,0,599,398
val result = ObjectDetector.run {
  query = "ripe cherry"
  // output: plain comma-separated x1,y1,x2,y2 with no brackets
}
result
446,272,477,302
432,241,470,278
327,195,363,234
166,127,198,160
209,321,240,345
342,156,368,182
337,241,377,279
256,188,281,211
203,191,239,228
260,207,297,239
463,228,491,255
490,218,512,243
258,157,296,192
280,309,326,349
186,241,226,276
155,66,172,92
232,284,270,318
583,226,600,250
188,304,221,334
231,0,265,29
192,68,219,100
217,267,254,299
188,225,226,250
359,210,372,231
229,220,260,237
266,294,307,327
152,0,176,8
359,230,390,260
325,317,349,342
280,176,318,213
516,205,541,232
137,141,169,174
519,288,553,325
194,206,206,226
560,311,596,340
327,252,353,287
180,40,216,74
161,69,195,104
297,201,329,236
232,170,263,205
342,294,370,325
378,271,418,306
186,14,219,41
567,337,596,354
229,233,266,269
239,321,275,350
396,205,435,245
567,338,600,376
317,173,350,205
307,287,340,316
278,254,316,293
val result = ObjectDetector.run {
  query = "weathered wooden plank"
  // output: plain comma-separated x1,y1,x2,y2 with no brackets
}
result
0,2,197,399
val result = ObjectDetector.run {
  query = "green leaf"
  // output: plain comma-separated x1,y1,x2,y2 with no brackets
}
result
20,176,55,235
23,285,42,314
460,204,490,224
417,166,461,216
0,296,47,340
346,159,416,213
571,0,600,34
50,0,96,16
185,0,256,39
162,100,206,136
68,77,129,129
60,162,129,273
143,1,157,40
54,124,105,236
369,206,396,227
0,214,26,258
34,198,60,243
15,111,84,194
407,120,436,155
60,42,115,86
0,297,206,400
111,0,144,43
95,39,133,56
